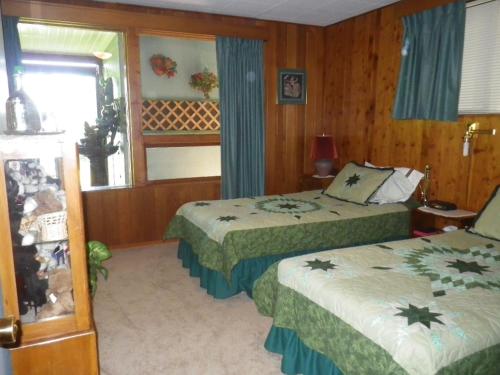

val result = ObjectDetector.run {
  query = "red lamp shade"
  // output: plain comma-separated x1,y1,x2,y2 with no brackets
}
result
310,135,338,161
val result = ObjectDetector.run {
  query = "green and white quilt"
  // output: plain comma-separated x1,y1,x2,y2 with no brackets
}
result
164,190,412,281
254,230,500,375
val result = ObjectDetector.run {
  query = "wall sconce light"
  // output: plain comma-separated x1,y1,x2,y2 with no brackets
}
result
463,122,496,157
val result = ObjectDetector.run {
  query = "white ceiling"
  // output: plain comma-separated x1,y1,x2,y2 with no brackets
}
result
96,0,400,26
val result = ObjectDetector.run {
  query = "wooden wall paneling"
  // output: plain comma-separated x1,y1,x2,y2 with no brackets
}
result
371,7,425,169
332,21,351,168
368,6,398,167
265,23,324,195
323,23,348,169
394,0,454,18
324,14,379,167
420,121,470,208
263,22,285,196
83,179,221,247
264,23,279,195
464,115,500,211
303,26,325,175
337,21,356,166
350,12,379,164
283,24,304,194
278,24,300,193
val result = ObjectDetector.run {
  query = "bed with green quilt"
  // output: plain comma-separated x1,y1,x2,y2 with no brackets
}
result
253,229,500,375
164,189,414,298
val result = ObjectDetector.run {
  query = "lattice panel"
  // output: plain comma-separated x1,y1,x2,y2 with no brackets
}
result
142,99,220,132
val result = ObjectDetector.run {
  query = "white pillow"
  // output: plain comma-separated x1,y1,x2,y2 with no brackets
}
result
365,162,424,204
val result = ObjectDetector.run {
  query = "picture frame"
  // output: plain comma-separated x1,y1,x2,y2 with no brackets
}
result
278,69,307,105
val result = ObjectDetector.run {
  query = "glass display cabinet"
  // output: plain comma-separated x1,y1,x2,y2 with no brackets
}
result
0,135,98,374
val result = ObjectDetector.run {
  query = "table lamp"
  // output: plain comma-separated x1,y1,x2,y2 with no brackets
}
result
311,134,338,177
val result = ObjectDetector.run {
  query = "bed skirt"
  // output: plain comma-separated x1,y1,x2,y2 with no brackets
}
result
265,325,343,375
177,240,321,299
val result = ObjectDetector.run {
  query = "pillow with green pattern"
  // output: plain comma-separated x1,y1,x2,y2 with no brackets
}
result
467,185,500,241
324,162,394,205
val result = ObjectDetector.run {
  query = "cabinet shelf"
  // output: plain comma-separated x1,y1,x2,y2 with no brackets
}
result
0,136,98,374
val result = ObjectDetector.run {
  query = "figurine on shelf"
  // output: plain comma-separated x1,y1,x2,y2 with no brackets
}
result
13,245,48,316
37,268,74,320
53,241,69,267
5,172,25,243
35,243,59,278
5,65,42,135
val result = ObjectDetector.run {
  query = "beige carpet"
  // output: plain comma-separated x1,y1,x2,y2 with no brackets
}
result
93,242,283,375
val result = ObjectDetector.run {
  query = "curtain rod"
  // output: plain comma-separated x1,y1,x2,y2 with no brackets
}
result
466,0,497,8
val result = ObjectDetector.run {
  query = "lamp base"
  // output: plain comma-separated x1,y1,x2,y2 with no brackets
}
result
315,159,333,177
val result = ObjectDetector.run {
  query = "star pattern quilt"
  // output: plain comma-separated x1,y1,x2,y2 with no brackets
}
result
164,190,412,281
254,230,500,375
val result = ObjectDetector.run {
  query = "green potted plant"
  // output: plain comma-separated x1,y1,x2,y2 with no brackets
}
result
87,241,112,297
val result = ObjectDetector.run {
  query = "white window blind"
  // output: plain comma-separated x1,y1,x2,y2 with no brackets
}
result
458,0,500,114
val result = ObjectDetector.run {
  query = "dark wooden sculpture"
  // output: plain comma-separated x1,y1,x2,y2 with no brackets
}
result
78,76,120,186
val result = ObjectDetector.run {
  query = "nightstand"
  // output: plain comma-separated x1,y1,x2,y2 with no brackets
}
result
301,174,335,191
412,206,476,237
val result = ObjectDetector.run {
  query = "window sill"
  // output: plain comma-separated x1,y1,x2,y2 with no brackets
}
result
143,133,220,147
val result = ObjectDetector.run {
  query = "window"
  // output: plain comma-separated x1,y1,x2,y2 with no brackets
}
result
458,0,500,114
17,23,132,190
146,146,221,180
139,34,221,181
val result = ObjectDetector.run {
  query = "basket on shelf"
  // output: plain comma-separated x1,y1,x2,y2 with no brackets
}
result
37,210,68,242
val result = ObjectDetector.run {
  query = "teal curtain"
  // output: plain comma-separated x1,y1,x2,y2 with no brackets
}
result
216,37,265,199
393,1,466,122
1,16,22,95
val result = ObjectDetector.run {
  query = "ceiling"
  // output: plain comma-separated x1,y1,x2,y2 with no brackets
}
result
95,0,400,26
18,23,117,55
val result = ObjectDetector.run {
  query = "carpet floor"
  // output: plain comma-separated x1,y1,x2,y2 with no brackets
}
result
93,241,282,375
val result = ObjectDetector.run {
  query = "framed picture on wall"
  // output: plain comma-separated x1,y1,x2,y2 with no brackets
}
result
278,69,307,105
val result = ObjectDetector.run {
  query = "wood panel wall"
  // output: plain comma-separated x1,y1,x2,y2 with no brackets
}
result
2,0,325,246
265,23,325,194
83,179,221,247
323,0,500,212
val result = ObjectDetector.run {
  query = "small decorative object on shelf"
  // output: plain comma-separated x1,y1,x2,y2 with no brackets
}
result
189,67,219,99
5,65,42,135
310,134,338,177
149,54,177,78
